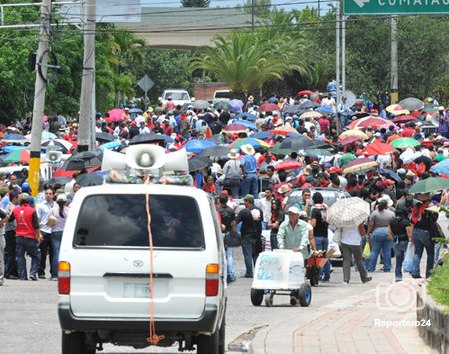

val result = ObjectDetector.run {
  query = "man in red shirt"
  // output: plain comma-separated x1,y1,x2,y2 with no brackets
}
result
10,193,41,281
318,116,330,136
162,120,174,136
401,122,415,137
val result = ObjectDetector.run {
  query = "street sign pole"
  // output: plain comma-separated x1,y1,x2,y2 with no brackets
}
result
138,74,154,111
390,16,399,104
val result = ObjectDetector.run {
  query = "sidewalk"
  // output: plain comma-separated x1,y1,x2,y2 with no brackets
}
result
249,267,438,354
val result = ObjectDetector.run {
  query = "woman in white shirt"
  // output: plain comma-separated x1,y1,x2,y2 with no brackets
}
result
337,223,372,285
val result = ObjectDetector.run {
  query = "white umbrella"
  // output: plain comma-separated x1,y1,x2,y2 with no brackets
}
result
327,197,370,228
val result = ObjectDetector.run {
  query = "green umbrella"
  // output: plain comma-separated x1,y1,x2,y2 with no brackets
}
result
390,137,420,149
305,148,333,157
409,177,449,194
271,143,294,155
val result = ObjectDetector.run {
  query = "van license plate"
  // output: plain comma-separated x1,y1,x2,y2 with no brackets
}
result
123,283,151,298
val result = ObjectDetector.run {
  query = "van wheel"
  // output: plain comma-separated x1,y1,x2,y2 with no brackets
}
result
298,282,312,307
250,288,264,306
197,330,219,354
218,315,226,354
62,331,96,354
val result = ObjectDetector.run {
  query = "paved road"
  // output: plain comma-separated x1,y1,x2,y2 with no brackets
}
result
0,251,436,354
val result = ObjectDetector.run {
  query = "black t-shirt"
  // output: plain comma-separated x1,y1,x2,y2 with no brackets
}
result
389,217,411,240
218,205,235,232
311,206,328,237
236,206,263,237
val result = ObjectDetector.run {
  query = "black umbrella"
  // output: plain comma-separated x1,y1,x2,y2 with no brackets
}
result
299,101,319,109
280,136,327,151
350,112,371,119
214,101,232,110
45,176,71,187
62,151,102,171
199,145,231,157
129,133,166,145
188,156,213,172
96,132,115,143
192,100,210,110
77,173,104,187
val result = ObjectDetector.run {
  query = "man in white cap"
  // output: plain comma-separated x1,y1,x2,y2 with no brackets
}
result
240,144,258,197
277,206,311,305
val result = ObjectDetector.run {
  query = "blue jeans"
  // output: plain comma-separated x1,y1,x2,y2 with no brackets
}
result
393,240,408,280
314,236,331,280
241,174,258,198
412,229,434,278
367,227,392,272
16,236,41,280
241,236,259,277
51,231,63,279
226,247,236,282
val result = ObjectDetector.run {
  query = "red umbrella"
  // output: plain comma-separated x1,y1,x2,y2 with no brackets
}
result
222,123,248,134
272,126,299,136
338,136,362,145
258,103,281,112
106,108,125,123
274,160,303,171
297,89,313,97
53,165,100,177
392,115,417,123
362,142,397,156
348,116,394,130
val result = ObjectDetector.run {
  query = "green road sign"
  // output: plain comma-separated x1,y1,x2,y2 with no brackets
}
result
343,0,449,15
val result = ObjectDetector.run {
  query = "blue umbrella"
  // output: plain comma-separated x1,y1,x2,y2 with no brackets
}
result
5,133,26,141
99,141,122,151
2,145,28,154
185,139,216,153
378,168,401,182
251,131,271,140
233,120,257,130
235,112,257,121
315,106,333,114
162,135,174,143
129,107,143,119
229,99,244,113
431,159,449,175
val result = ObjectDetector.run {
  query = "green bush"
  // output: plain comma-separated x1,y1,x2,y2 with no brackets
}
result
428,257,449,313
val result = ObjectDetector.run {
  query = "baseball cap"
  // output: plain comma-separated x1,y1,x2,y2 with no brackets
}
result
288,206,300,214
243,194,254,204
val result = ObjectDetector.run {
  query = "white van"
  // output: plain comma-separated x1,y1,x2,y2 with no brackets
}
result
159,89,191,107
57,182,227,354
213,90,232,104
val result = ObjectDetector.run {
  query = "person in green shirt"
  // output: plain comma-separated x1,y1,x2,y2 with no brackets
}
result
339,145,357,168
433,148,446,163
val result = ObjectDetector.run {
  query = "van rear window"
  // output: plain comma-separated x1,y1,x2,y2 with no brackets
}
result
74,194,205,248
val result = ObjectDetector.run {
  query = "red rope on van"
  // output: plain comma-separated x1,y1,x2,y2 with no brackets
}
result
145,188,165,345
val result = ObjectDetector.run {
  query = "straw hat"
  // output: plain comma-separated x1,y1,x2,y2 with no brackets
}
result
241,144,255,156
277,184,291,195
227,149,240,159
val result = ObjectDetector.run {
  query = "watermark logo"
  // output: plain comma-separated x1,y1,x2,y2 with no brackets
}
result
376,279,425,312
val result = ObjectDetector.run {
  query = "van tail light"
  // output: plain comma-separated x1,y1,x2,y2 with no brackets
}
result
58,261,71,295
205,263,219,297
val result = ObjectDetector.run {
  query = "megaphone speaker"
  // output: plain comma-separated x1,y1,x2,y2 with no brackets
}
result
101,150,127,171
163,148,188,173
126,144,166,171
45,151,63,163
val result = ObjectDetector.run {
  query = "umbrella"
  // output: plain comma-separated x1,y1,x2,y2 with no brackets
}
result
192,100,210,110
188,156,213,172
185,139,216,153
258,103,280,112
99,141,122,151
235,112,257,121
251,131,271,140
409,177,449,194
327,197,370,228
297,89,313,97
386,104,409,116
362,142,397,156
199,145,231,157
399,97,424,111
339,130,369,140
271,143,294,155
349,112,371,120
38,131,57,140
107,108,124,122
232,120,257,130
280,136,326,151
348,116,394,130
299,101,319,109
222,123,248,134
315,106,333,115
53,165,100,177
2,145,29,154
284,105,303,115
300,111,322,120
338,136,362,145
77,173,104,187
95,132,115,143
230,137,270,150
3,149,30,163
129,133,166,145
129,107,143,119
274,160,303,171
5,133,26,141
272,126,299,136
214,101,232,110
343,158,379,174
378,168,402,182
45,176,71,187
228,99,244,113
392,115,417,123
62,151,102,171
390,137,420,149
431,159,449,175
42,139,73,153
304,149,333,157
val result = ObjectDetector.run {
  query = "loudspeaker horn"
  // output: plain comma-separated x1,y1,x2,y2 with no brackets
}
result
101,150,127,171
125,144,166,171
163,148,188,173
45,151,63,163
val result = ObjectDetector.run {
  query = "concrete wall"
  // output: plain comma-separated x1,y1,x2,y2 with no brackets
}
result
193,82,231,101
417,290,449,353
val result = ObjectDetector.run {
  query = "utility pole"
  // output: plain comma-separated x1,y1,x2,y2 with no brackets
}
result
251,0,255,32
29,0,52,197
336,3,340,106
341,14,346,98
78,0,96,152
390,16,398,104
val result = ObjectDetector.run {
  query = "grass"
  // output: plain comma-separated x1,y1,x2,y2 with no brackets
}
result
428,250,449,313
